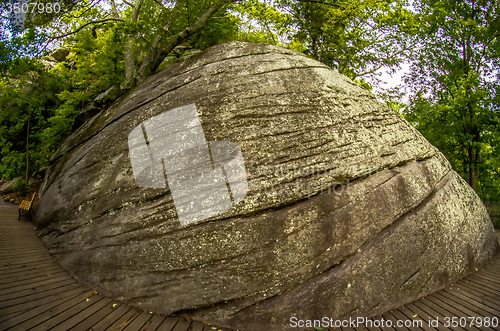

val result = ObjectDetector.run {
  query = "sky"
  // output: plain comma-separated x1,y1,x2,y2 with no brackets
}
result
377,63,410,90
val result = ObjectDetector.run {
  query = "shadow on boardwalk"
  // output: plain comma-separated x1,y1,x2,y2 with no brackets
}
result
0,199,499,331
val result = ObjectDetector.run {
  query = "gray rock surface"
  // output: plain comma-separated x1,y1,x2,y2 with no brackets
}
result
94,85,122,104
50,48,70,62
72,102,102,132
34,41,499,331
0,177,21,195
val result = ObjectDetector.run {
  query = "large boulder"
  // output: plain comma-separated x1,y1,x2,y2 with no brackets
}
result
35,41,499,330
0,177,22,195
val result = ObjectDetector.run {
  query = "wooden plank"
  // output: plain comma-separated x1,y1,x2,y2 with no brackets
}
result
0,256,57,268
395,305,436,331
0,252,51,259
480,262,500,269
0,289,92,331
361,318,383,331
0,269,67,287
426,293,491,331
0,262,60,273
0,264,67,285
390,308,420,330
405,301,449,331
481,271,500,280
49,297,113,331
0,255,53,263
423,295,467,318
69,300,122,330
441,287,500,313
140,314,167,331
187,320,206,331
435,290,500,328
0,262,61,275
370,315,396,331
0,240,42,244
354,323,370,331
157,316,181,331
381,311,410,331
0,279,77,303
0,247,49,255
33,295,107,331
172,316,192,331
0,257,56,267
404,302,450,331
0,283,80,309
460,277,500,293
0,310,28,323
85,303,132,331
440,290,500,323
0,245,51,252
455,282,500,305
466,268,500,280
424,295,483,331
0,286,87,316
488,267,500,274
0,274,72,296
463,277,500,295
0,265,64,282
469,273,500,286
0,247,44,252
122,311,155,330
106,307,142,331
0,240,43,245
0,247,48,256
0,258,58,271
417,297,467,330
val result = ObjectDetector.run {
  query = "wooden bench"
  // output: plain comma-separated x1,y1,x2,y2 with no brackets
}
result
19,193,36,221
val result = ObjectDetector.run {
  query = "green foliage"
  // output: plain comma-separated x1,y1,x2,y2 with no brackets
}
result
233,0,418,90
279,0,417,89
0,3,129,179
485,202,500,229
0,0,238,180
379,87,406,113
402,0,500,201
233,0,293,45
0,60,65,179
12,178,28,195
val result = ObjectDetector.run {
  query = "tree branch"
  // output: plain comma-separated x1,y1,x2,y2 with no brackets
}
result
52,18,124,39
137,0,236,82
152,0,167,10
109,0,120,18
152,0,168,20
354,63,385,78
150,0,183,50
298,0,342,8
132,0,145,21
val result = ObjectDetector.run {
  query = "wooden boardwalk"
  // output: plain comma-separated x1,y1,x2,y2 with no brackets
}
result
1,199,499,331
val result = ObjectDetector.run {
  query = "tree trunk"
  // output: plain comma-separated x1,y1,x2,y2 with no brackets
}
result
135,3,226,84
468,145,477,191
